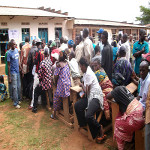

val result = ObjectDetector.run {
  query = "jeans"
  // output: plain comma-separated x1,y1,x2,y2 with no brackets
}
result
33,85,46,109
145,123,150,150
11,73,21,106
74,97,101,139
7,75,13,99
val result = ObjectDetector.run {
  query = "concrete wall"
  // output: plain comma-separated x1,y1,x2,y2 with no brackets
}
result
0,16,72,48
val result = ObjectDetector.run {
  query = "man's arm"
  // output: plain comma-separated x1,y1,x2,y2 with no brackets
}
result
8,62,11,83
84,43,91,61
101,48,106,68
133,45,145,58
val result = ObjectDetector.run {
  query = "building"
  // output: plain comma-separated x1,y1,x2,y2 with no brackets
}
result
0,6,149,64
72,18,150,43
0,6,72,64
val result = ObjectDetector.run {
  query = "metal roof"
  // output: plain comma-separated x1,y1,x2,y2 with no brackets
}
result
74,18,147,28
0,6,68,18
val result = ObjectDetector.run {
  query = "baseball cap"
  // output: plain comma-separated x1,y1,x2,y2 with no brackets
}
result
64,36,68,41
97,28,104,34
35,38,41,43
68,40,74,46
50,41,56,48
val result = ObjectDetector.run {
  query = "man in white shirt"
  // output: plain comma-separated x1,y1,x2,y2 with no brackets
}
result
59,37,68,51
68,51,80,86
75,35,84,62
121,33,130,62
83,28,94,63
69,51,80,78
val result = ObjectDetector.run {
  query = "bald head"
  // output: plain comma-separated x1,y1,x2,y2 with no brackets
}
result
140,60,149,80
140,60,149,68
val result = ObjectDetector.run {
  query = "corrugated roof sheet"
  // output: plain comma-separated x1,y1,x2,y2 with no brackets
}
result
74,18,147,28
0,6,67,18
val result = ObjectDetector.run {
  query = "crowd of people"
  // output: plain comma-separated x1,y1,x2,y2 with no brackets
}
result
0,27,150,150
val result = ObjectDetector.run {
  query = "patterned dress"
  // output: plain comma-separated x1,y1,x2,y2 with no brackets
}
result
0,83,7,102
53,64,71,111
95,68,113,119
38,57,52,90
113,57,132,86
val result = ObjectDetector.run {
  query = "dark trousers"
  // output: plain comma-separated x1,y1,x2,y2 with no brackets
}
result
74,97,101,139
33,85,46,109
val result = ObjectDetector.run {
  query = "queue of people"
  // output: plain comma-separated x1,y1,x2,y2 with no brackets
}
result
1,28,150,150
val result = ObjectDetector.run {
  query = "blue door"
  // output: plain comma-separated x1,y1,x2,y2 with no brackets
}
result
22,28,30,45
38,28,48,44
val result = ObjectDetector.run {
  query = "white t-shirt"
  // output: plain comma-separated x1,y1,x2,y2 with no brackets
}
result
121,41,130,62
83,66,103,109
69,58,80,78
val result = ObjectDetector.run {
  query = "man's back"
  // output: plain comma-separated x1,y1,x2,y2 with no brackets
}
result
101,43,113,81
83,37,94,63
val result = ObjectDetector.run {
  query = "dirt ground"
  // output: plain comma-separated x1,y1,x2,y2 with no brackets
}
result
0,64,116,150
0,99,116,150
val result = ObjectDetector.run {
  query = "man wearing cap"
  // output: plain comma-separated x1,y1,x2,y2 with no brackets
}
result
83,28,94,63
133,29,149,75
32,48,52,113
97,28,104,52
68,40,74,52
29,38,43,109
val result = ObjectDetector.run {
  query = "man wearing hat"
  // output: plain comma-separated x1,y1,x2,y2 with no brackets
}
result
50,41,56,50
97,28,104,52
68,40,74,52
32,47,53,113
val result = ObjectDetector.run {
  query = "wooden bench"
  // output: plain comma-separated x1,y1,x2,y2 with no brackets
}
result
110,82,145,150
70,85,112,141
70,86,82,130
53,85,74,128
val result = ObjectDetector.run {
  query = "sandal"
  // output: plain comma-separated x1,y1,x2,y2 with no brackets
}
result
96,125,107,144
96,135,107,144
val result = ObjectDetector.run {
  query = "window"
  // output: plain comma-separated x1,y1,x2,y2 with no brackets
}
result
0,29,9,41
22,28,30,43
38,28,48,43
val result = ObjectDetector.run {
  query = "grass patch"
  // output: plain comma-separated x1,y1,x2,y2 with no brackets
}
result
0,101,72,150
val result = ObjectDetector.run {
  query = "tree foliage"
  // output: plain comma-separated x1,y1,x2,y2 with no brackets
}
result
136,3,150,25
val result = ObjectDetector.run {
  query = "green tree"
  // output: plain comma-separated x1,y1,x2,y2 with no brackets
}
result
136,3,150,25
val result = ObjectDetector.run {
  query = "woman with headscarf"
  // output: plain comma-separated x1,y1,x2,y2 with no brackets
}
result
92,58,113,120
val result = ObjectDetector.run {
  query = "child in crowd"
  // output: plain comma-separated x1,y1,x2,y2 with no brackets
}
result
0,75,7,102
51,51,71,119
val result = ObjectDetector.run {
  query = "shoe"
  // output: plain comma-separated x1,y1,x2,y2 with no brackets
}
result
19,101,21,104
28,106,33,110
15,105,21,109
32,108,37,113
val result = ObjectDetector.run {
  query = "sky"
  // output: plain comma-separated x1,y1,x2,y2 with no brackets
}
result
0,0,149,23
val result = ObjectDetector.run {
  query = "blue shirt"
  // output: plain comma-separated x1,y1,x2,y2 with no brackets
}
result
133,41,149,74
139,73,150,110
112,47,118,61
7,49,19,74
